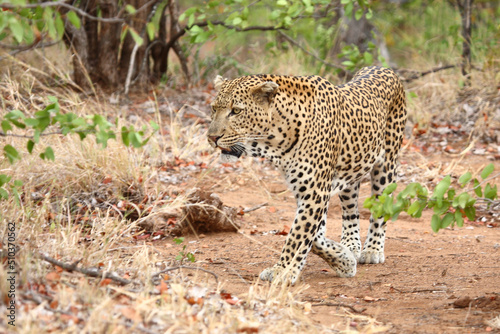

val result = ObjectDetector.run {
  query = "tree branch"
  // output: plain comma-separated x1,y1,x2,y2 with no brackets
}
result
0,1,125,23
39,253,133,285
0,39,61,60
0,131,63,139
165,20,288,49
398,65,458,82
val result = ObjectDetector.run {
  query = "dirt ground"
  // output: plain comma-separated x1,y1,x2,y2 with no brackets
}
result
153,149,500,334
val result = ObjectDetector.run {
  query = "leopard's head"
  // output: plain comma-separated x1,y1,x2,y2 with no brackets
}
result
208,75,279,162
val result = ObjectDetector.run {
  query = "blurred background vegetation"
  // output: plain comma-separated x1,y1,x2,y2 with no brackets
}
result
0,0,498,91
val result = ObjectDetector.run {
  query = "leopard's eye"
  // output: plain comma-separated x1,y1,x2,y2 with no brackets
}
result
229,107,242,116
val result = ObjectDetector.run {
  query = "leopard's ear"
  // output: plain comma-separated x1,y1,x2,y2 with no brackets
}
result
214,75,226,91
252,81,279,103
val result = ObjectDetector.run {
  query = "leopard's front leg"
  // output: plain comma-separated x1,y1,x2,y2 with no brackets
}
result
260,177,356,284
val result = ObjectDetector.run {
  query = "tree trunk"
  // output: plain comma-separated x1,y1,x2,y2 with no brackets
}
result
459,0,473,86
96,0,120,88
62,0,181,91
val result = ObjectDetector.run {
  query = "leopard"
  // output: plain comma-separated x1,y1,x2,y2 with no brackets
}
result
207,66,407,284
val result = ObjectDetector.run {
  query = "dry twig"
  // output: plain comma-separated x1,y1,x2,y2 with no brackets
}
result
311,302,365,314
39,253,133,285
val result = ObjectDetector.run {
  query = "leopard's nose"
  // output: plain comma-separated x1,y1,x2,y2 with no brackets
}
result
208,135,222,147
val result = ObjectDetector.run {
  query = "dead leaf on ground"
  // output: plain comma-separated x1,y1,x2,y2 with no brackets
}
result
99,278,112,287
237,327,259,333
120,306,142,322
46,272,61,281
276,225,290,236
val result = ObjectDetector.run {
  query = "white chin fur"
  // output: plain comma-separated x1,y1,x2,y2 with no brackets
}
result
220,153,239,163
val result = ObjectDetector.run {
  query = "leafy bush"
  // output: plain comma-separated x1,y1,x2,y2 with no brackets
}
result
0,97,158,200
364,164,498,232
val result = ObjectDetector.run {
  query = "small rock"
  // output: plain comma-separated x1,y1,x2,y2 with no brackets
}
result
453,296,472,308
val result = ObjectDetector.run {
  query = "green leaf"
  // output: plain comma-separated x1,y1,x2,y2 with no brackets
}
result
458,171,472,185
44,8,57,39
194,30,212,44
121,126,130,147
484,183,498,201
232,16,242,26
447,188,455,201
42,146,55,161
432,175,451,206
473,179,482,197
129,131,143,148
4,144,20,164
174,237,184,245
441,213,454,229
383,183,397,195
146,22,156,41
1,120,12,133
55,15,64,39
457,193,469,209
180,7,197,23
407,200,421,216
0,187,8,199
188,13,196,27
363,51,373,65
125,4,136,14
67,11,81,29
355,8,363,20
8,17,24,43
480,163,494,180
5,110,25,121
0,174,12,187
383,195,394,215
363,196,375,209
455,210,464,227
27,140,35,154
24,118,40,127
128,27,144,46
431,214,441,233
341,60,355,67
464,206,475,221
433,175,451,198
365,8,373,19
149,120,159,131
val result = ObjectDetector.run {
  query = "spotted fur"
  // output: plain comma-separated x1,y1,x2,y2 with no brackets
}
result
208,66,407,284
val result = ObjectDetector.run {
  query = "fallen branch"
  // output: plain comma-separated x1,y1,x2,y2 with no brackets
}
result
311,302,365,314
243,202,268,214
153,266,219,284
399,65,457,82
0,131,63,138
390,286,446,294
39,253,133,286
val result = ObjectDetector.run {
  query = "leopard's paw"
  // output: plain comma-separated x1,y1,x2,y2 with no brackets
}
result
333,249,357,278
259,265,299,285
358,250,385,264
